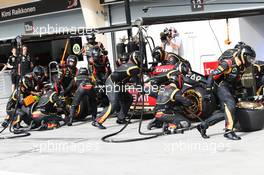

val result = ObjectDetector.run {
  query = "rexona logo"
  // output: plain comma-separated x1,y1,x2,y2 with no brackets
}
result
73,44,81,55
24,21,34,33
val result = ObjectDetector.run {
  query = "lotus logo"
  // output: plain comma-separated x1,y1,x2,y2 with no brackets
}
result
73,44,81,55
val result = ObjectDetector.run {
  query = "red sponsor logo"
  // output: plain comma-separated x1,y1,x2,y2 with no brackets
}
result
203,61,219,76
128,87,156,106
152,65,175,75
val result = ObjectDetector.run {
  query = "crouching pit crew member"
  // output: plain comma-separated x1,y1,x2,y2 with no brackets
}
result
147,61,201,130
147,62,197,133
1,80,33,129
197,44,256,140
31,83,66,130
1,66,46,128
154,78,193,134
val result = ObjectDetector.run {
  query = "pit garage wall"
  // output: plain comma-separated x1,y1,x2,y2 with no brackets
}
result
0,9,86,63
112,18,241,74
0,10,85,40
239,15,264,61
110,0,264,25
109,0,264,73
141,19,241,74
108,1,240,74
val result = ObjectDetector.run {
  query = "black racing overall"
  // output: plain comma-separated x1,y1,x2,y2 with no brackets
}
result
2,89,32,128
155,83,192,133
95,62,140,127
202,50,244,132
67,73,97,124
32,90,65,128
2,73,44,128
18,54,31,77
60,65,78,97
85,44,111,85
7,54,19,85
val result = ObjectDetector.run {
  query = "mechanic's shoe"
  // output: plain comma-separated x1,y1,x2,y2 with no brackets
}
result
163,123,179,134
116,119,131,125
147,118,162,130
224,130,241,140
1,120,10,128
197,124,210,139
92,121,106,129
12,123,22,130
64,115,73,126
147,120,156,130
67,118,73,126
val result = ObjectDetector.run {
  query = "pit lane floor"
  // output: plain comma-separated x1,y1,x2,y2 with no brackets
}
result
0,101,263,175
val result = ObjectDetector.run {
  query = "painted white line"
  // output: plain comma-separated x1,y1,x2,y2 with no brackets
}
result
0,171,38,175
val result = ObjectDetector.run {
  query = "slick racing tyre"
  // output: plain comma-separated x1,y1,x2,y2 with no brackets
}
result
236,101,264,132
183,87,217,121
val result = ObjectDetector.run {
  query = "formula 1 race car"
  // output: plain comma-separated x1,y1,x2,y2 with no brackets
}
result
129,54,218,121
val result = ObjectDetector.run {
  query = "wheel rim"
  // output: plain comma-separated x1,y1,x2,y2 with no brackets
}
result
183,89,203,120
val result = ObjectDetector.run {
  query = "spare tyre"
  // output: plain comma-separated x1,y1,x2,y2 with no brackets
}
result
236,101,264,132
183,87,218,121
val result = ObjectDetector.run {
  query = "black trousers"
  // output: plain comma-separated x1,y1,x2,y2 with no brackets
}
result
11,74,18,85
155,112,191,128
70,84,97,120
96,79,133,124
6,106,33,126
32,110,63,127
202,82,236,130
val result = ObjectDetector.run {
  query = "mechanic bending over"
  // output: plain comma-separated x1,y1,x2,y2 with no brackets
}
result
65,67,97,126
31,83,67,130
92,51,141,129
197,43,256,140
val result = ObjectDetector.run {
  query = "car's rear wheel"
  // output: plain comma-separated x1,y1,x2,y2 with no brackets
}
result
183,87,218,121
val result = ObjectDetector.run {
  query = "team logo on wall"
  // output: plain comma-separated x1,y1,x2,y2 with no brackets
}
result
24,21,34,33
73,43,81,55
232,67,237,73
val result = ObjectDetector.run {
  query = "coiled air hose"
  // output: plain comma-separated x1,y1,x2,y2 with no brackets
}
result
101,27,164,143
